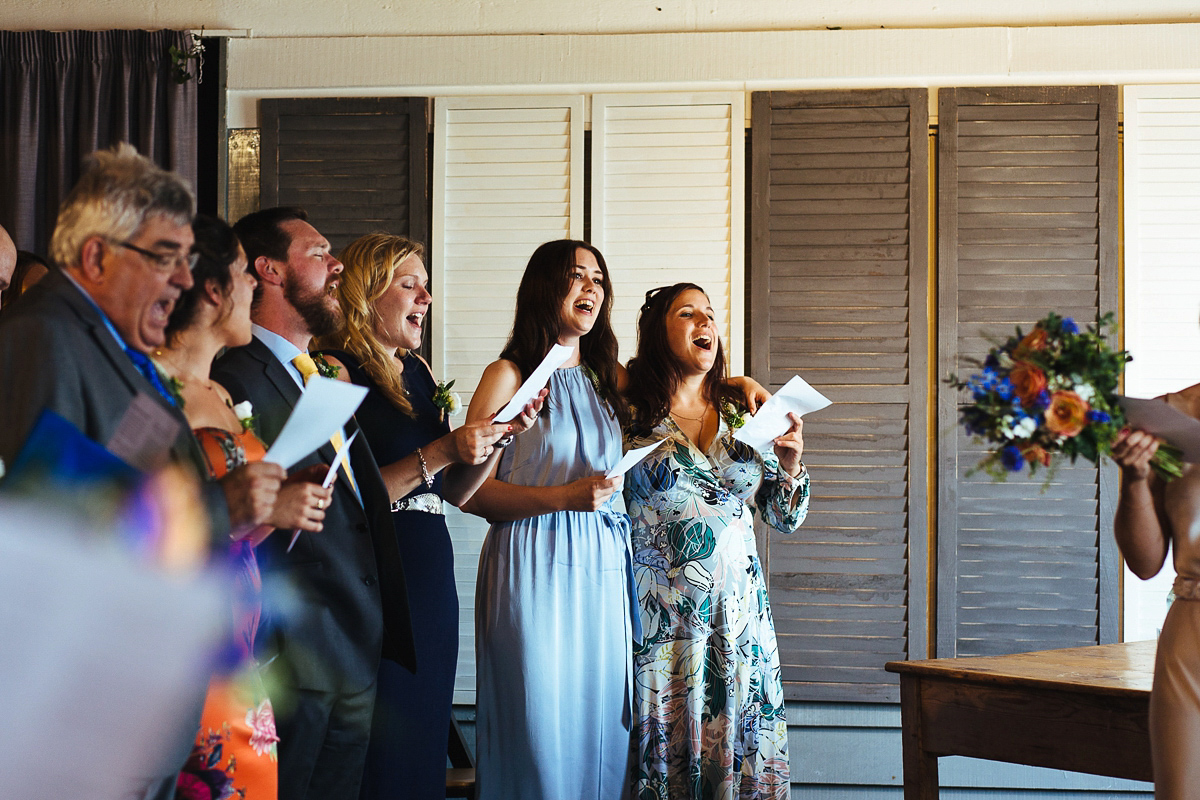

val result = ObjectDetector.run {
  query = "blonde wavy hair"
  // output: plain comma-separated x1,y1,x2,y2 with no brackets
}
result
319,233,425,417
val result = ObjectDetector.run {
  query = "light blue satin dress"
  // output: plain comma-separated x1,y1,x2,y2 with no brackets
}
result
474,365,635,800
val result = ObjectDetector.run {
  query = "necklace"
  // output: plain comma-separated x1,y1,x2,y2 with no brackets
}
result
152,351,217,393
669,403,710,422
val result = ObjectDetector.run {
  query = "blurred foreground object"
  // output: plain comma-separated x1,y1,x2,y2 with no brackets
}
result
0,500,225,798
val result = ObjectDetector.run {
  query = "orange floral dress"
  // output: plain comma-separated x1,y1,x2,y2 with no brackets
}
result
176,427,278,800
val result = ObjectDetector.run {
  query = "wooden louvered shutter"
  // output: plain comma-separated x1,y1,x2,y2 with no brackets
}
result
431,96,584,702
750,89,930,702
259,97,429,253
591,92,745,373
937,86,1119,658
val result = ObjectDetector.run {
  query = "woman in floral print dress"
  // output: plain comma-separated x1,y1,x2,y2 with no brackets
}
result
155,215,331,799
623,283,810,800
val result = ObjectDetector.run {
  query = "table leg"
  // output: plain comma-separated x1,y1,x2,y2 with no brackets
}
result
900,675,939,800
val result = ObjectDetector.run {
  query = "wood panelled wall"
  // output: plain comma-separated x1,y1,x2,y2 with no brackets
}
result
259,97,429,255
253,86,1124,704
936,86,1120,658
750,89,930,702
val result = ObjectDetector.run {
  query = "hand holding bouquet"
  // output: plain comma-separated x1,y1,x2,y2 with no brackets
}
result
948,312,1183,481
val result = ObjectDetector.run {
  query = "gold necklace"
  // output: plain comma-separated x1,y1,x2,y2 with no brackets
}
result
669,403,710,422
152,352,216,392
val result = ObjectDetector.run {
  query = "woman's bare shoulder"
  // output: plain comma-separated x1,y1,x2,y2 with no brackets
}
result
481,358,522,385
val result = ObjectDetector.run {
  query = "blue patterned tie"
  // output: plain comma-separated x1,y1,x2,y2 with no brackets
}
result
125,346,179,408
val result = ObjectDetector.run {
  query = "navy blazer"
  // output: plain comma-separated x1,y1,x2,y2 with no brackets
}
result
213,336,415,693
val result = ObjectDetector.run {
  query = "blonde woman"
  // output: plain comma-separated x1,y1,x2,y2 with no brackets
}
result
315,233,540,800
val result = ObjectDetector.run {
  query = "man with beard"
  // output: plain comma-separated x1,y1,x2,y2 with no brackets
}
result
213,207,414,800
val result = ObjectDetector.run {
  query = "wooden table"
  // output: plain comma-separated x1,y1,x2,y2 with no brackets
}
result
884,641,1156,799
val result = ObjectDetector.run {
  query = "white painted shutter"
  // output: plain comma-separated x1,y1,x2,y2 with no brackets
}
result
432,96,584,702
1121,85,1200,641
591,92,745,373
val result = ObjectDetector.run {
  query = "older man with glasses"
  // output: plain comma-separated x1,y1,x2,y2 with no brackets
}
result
0,143,288,800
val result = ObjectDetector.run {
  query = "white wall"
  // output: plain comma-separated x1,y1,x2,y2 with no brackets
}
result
4,0,1200,38
220,22,1200,130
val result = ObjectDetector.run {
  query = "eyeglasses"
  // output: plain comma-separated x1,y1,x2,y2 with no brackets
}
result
117,240,200,272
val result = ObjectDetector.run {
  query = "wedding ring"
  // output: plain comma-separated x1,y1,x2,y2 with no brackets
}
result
317,498,325,510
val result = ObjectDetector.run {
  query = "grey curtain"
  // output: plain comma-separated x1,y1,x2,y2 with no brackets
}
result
0,30,197,257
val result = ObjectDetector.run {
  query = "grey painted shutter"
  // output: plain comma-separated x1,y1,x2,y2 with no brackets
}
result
259,97,430,254
750,89,930,702
936,86,1120,658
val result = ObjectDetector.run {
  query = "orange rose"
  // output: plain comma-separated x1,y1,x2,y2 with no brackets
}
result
1009,362,1048,405
1044,390,1090,437
1022,444,1052,467
1014,327,1049,359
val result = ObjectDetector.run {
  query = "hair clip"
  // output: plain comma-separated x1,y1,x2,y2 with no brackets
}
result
641,285,673,311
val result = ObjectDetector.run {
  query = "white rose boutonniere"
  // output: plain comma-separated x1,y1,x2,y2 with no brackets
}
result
432,379,463,423
231,400,258,434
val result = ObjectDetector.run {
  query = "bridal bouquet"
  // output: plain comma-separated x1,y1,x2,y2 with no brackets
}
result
948,312,1183,481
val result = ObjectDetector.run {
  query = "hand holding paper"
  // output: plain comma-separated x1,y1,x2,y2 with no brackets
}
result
1118,395,1200,463
288,430,358,552
733,375,831,452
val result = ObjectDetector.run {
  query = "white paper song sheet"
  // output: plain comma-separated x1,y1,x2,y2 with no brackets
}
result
733,375,832,452
1118,395,1200,463
493,343,575,423
264,375,368,469
606,438,668,479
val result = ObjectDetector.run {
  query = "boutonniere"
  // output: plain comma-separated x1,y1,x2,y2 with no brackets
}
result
313,353,340,379
432,379,462,423
720,399,746,431
230,400,258,434
162,371,187,410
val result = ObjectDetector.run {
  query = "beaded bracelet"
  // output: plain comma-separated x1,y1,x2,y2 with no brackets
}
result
416,447,434,488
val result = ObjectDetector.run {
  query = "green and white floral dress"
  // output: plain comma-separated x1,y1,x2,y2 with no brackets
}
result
624,413,810,800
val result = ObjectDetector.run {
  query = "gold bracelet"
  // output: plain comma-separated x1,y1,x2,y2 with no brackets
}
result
416,447,434,488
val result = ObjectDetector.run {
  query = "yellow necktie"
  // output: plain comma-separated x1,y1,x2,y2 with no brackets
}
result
292,352,359,496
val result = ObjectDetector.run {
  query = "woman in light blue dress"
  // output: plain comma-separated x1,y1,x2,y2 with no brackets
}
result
462,240,635,799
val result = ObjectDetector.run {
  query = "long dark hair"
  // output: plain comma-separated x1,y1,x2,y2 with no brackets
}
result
166,214,242,342
625,282,734,437
499,239,627,424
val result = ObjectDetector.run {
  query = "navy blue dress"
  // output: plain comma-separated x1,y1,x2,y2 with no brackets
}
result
321,350,458,800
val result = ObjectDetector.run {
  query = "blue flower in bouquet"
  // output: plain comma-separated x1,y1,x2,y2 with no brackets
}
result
984,352,999,369
1001,445,1024,472
1087,409,1110,424
1030,389,1051,411
995,379,1014,401
1061,317,1078,334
